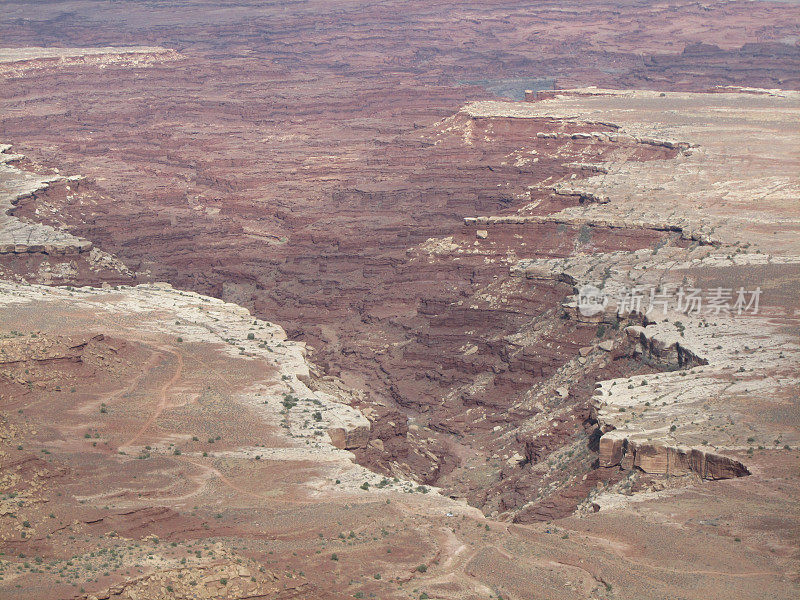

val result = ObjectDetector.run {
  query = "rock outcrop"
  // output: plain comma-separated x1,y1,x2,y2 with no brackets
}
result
0,46,181,77
597,435,750,480
624,325,707,370
0,145,91,255
0,144,134,284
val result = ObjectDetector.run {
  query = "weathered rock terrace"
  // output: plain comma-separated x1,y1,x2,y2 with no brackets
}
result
0,46,181,76
465,88,800,253
0,144,90,255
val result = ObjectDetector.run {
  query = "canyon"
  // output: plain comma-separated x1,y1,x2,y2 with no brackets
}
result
0,1,799,599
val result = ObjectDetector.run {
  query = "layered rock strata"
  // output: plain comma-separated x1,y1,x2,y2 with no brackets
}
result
0,144,134,284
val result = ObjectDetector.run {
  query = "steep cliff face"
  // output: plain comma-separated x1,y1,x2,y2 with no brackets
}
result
597,435,750,480
0,145,134,285
623,325,708,370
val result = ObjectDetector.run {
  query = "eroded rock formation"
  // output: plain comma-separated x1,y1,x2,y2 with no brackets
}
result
0,144,134,285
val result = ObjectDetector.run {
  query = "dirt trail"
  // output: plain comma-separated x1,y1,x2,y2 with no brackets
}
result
123,347,184,449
